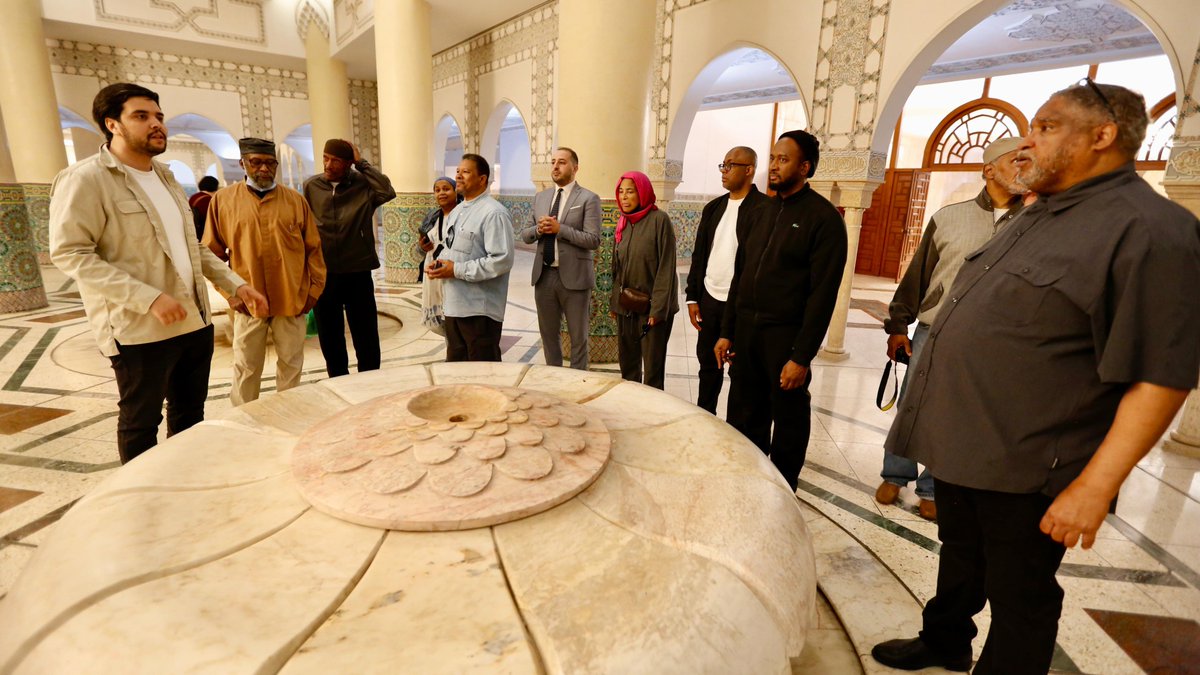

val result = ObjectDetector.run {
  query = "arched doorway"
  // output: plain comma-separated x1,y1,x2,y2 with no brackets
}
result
668,46,806,198
279,123,314,191
480,102,534,194
861,0,1181,281
434,114,464,178
58,106,104,164
164,113,240,187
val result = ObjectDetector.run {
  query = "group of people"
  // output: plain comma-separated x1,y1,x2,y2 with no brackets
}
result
49,82,395,464
44,78,1200,675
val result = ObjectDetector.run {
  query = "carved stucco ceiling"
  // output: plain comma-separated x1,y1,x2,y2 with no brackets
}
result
928,0,1160,82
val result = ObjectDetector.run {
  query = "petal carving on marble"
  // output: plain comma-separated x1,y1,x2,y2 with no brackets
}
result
440,427,476,443
413,441,458,465
359,457,426,494
322,455,372,474
428,461,494,497
494,445,554,480
463,436,507,460
506,425,543,447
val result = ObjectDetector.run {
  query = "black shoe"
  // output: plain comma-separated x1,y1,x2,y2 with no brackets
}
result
871,637,971,671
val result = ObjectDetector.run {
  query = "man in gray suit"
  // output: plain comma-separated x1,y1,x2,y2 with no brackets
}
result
520,147,602,369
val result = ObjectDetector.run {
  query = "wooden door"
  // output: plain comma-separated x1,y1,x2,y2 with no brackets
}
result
895,170,930,282
857,169,918,277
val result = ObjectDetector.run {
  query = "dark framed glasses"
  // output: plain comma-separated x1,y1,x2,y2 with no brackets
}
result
717,162,752,173
1077,78,1117,121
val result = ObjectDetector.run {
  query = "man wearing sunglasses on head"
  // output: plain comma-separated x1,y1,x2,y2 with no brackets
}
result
872,81,1200,674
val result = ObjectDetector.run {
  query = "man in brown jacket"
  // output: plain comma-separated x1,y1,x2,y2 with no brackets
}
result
50,83,268,463
204,138,326,405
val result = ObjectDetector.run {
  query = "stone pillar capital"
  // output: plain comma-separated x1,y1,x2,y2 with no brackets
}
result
531,163,554,192
646,158,683,203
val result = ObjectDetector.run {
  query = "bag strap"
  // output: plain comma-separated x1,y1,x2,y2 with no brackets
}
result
876,359,902,411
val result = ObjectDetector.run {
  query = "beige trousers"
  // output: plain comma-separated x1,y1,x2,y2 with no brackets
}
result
231,314,307,406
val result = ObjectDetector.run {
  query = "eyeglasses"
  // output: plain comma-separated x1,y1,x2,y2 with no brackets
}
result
243,158,278,169
1077,78,1117,121
717,162,752,173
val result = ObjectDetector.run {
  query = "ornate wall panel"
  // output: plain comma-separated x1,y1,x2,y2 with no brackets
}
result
47,40,382,164
431,3,557,162
93,0,267,46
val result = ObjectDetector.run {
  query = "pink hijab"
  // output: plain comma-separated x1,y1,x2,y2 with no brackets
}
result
614,171,658,244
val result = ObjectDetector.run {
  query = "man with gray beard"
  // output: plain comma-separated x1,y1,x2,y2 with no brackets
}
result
872,82,1200,673
875,136,1027,521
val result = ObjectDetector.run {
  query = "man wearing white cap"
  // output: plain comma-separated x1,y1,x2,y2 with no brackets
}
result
875,135,1027,521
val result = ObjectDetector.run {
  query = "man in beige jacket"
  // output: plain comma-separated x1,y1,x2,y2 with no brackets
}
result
50,83,268,464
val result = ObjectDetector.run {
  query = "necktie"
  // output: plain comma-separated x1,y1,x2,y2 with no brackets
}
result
543,188,562,267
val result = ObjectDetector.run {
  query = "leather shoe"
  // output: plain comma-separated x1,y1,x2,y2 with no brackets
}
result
871,637,971,671
875,481,901,505
918,499,937,521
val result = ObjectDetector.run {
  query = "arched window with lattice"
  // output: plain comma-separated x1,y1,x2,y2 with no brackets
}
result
923,99,1028,168
1138,95,1175,168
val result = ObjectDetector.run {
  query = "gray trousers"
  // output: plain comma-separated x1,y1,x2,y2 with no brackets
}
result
534,266,590,369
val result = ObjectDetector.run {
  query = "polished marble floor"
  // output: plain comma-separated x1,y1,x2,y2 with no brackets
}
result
1,251,1198,674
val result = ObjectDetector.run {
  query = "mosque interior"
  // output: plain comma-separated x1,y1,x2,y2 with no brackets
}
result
1,0,1200,673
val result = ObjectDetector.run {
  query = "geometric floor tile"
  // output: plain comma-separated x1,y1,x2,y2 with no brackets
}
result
0,405,72,435
0,487,41,515
1085,608,1200,674
28,309,88,324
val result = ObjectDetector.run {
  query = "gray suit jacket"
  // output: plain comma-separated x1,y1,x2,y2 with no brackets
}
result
519,183,602,290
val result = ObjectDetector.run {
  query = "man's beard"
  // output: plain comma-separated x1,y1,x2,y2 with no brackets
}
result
121,125,166,156
1016,146,1070,193
768,175,798,193
993,171,1026,197
247,174,275,190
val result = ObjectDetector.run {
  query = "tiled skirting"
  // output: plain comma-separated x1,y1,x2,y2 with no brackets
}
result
0,184,48,313
380,193,435,284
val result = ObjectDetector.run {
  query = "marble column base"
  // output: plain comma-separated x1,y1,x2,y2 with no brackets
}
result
0,183,48,312
381,193,435,284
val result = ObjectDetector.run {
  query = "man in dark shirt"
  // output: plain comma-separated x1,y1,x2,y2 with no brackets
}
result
714,130,848,490
872,83,1200,673
188,175,219,241
684,146,770,414
303,139,396,377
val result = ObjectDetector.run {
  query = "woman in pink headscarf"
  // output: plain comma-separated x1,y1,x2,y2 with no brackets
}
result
608,170,678,389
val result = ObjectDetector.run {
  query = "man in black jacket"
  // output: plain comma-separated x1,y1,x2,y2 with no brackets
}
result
715,130,848,490
303,139,396,377
684,146,769,414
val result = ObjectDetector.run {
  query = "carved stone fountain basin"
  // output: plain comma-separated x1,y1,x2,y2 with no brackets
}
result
0,363,815,674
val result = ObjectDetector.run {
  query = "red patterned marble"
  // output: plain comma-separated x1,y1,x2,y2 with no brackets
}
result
292,384,611,531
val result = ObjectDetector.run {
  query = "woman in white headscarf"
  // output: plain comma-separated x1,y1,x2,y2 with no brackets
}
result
418,176,461,335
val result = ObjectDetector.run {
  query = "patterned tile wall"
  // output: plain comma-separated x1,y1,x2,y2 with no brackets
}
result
0,185,49,313
497,194,535,237
665,200,706,262
381,193,435,284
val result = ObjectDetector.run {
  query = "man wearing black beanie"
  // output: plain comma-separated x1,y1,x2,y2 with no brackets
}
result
714,129,848,490
303,138,396,377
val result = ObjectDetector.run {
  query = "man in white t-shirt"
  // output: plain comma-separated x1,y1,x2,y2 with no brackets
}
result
683,146,770,414
50,83,268,464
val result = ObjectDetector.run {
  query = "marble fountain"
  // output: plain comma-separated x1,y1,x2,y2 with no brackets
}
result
0,362,816,674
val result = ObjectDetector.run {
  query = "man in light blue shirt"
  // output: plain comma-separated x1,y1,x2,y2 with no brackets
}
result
425,153,515,361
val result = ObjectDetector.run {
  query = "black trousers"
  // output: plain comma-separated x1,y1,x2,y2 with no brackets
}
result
445,315,503,362
725,322,812,489
617,313,673,390
314,270,381,377
921,478,1067,674
108,325,214,464
694,288,726,414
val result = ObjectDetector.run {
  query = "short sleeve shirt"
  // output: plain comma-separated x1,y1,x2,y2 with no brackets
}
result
886,165,1200,496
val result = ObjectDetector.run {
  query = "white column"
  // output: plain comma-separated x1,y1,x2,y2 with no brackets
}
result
557,0,655,189
304,23,353,161
0,0,68,182
374,0,433,190
1162,181,1200,457
815,180,879,360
